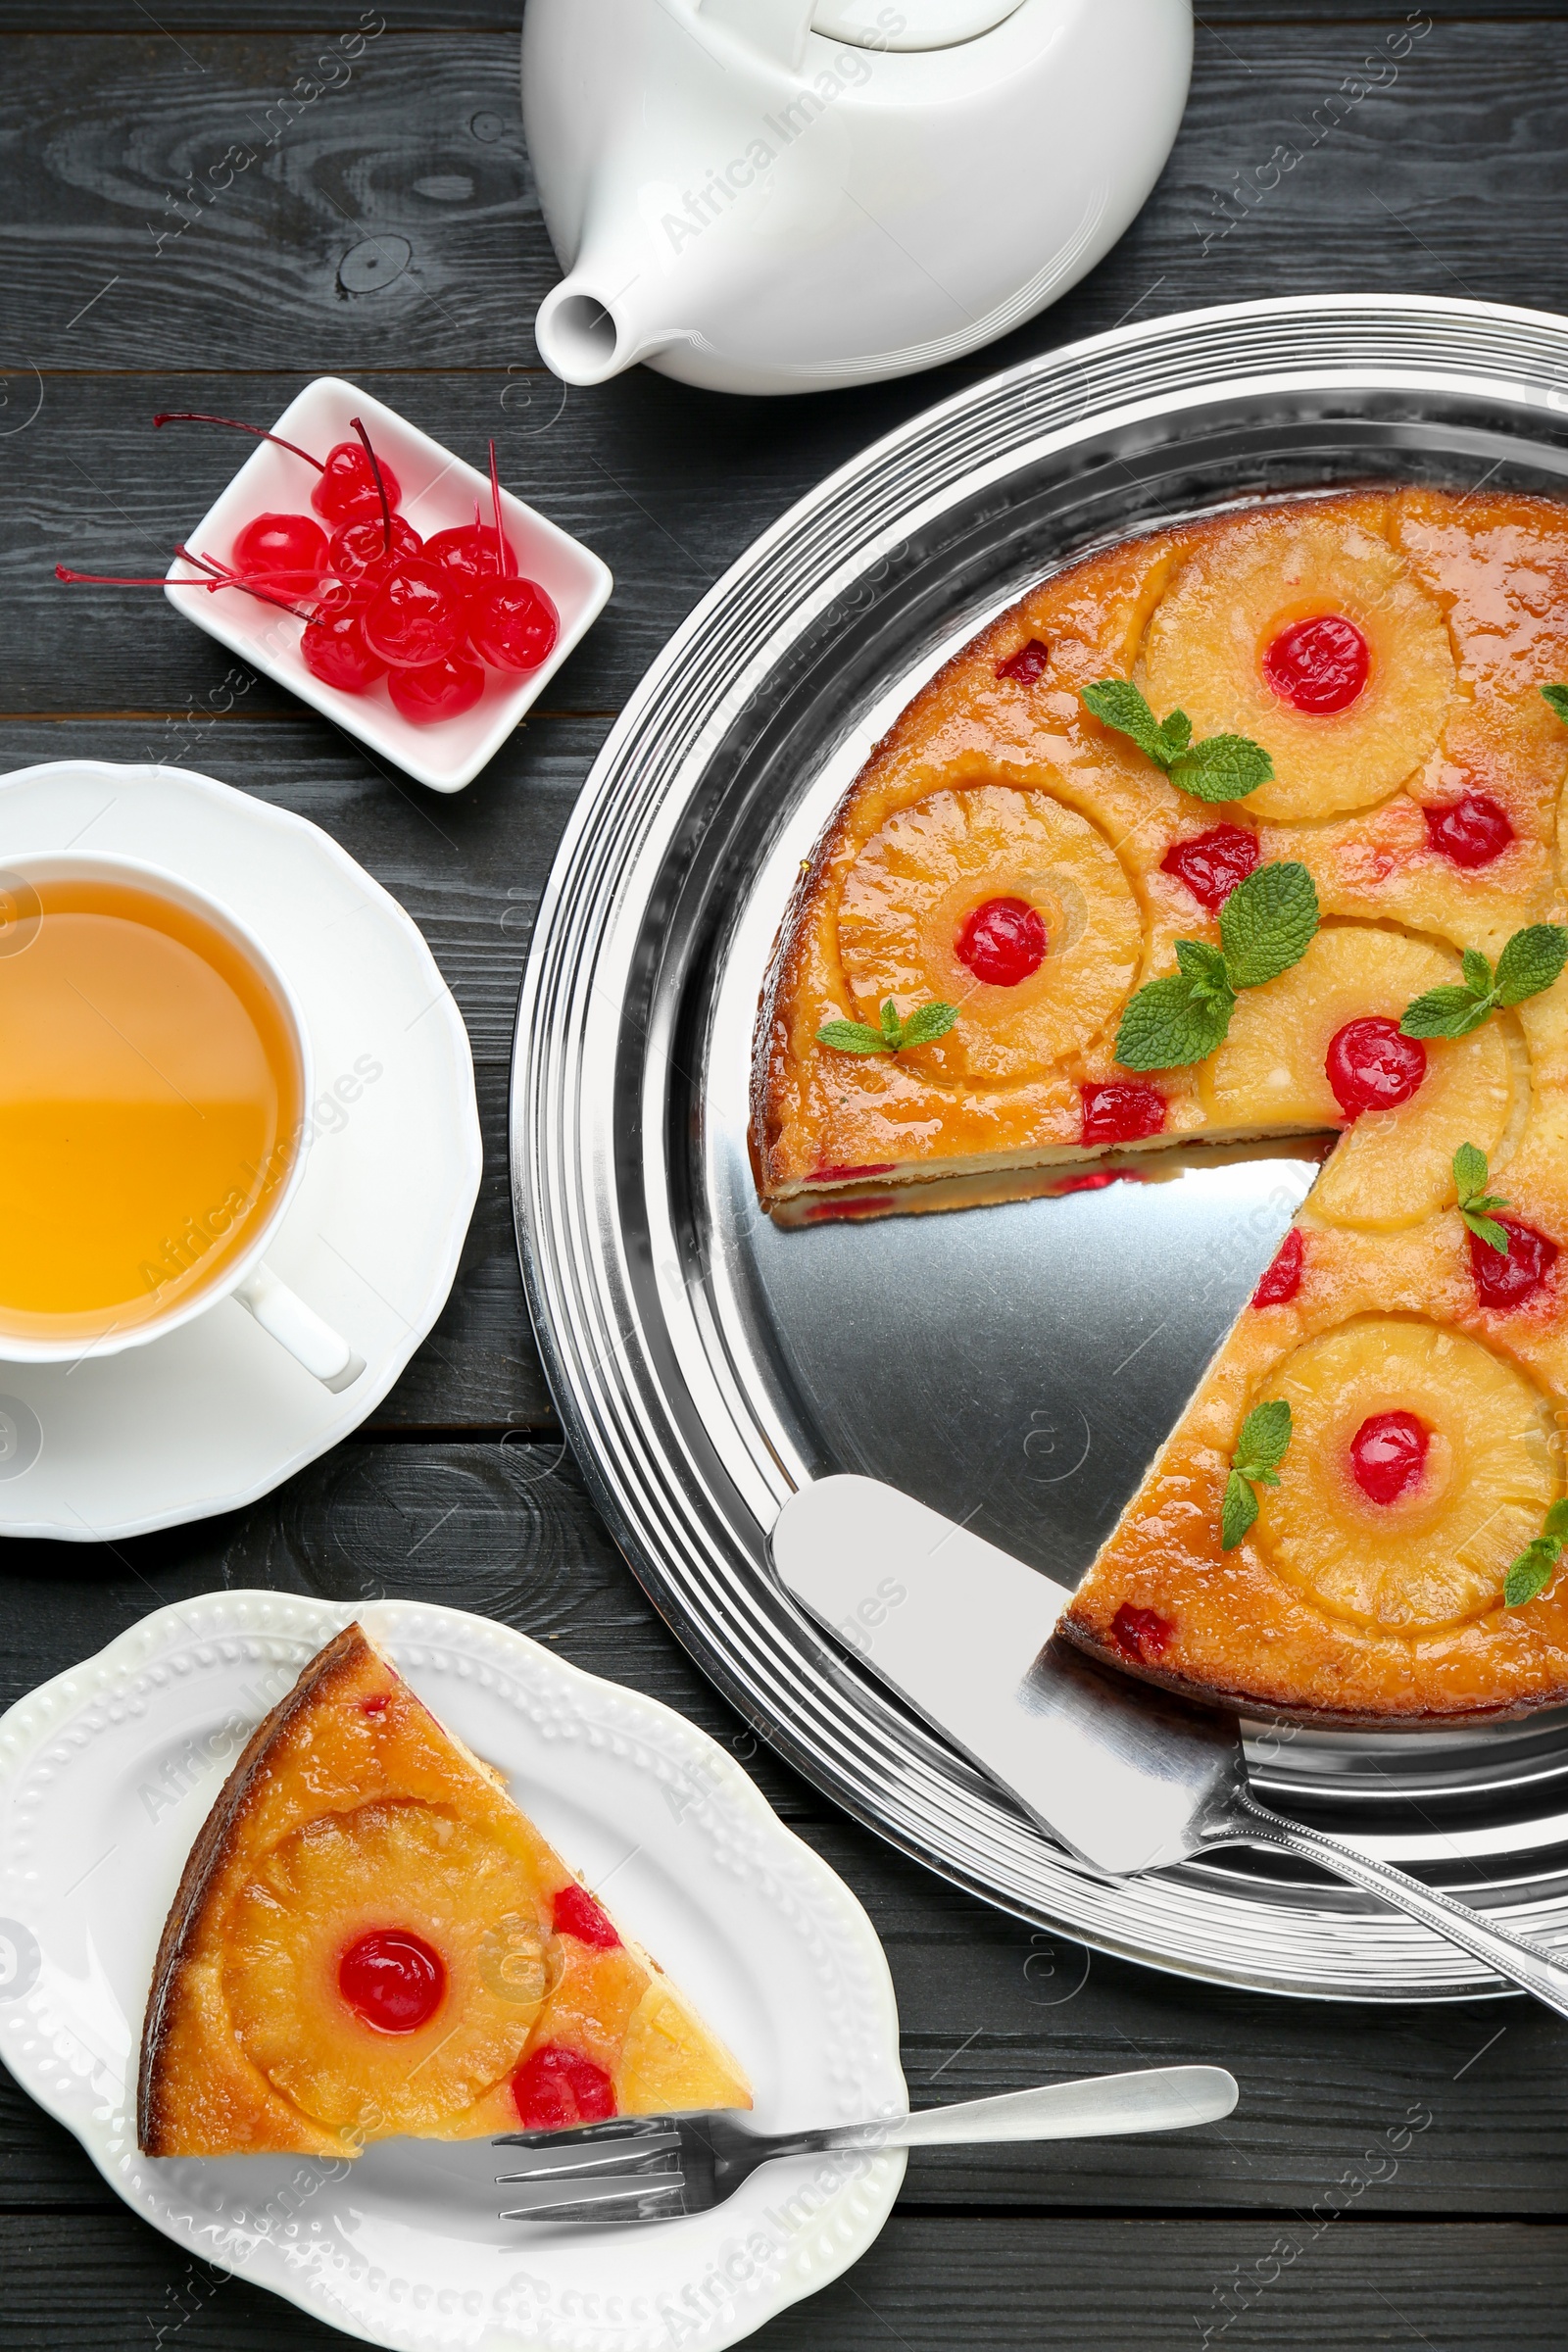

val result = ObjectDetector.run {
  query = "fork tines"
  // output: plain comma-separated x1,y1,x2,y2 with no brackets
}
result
496,2117,690,2224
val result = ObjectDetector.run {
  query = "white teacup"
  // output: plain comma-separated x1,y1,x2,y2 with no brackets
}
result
0,853,363,1390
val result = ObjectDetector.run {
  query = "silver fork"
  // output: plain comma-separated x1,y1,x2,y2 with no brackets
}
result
495,2064,1237,2223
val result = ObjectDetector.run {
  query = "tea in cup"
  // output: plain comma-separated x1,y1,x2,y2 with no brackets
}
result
0,856,361,1385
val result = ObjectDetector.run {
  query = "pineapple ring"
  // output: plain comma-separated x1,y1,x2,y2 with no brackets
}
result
1141,509,1454,823
223,1800,555,2135
1201,924,1510,1230
835,782,1141,1086
1253,1316,1556,1631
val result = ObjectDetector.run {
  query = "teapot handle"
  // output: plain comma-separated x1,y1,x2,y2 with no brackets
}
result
698,0,817,69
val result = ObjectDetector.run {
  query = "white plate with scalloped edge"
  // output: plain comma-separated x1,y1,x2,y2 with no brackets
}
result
0,1592,906,2352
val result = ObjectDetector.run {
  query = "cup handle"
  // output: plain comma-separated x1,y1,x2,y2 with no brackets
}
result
233,1263,366,1392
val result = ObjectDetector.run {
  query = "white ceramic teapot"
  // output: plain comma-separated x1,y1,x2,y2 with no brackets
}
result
522,0,1192,397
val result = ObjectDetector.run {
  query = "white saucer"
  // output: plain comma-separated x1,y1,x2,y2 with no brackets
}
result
0,1592,906,2352
0,761,482,1541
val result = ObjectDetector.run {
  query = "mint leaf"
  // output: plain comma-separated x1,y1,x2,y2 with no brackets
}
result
1080,678,1171,765
1400,984,1493,1040
1234,1397,1293,1485
1505,1540,1558,1609
1404,924,1568,1042
1452,1141,1512,1250
901,1000,959,1047
1079,681,1272,801
1171,732,1276,805
816,1018,896,1054
1218,860,1319,990
1452,1142,1488,1201
817,999,957,1055
1174,937,1232,997
1502,1489,1568,1607
1452,1141,1489,1202
1220,1469,1258,1552
1115,973,1235,1070
1542,684,1568,724
1494,923,1568,1007
1112,858,1321,1073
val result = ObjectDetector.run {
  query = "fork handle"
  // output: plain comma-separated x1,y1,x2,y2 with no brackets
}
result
811,2064,1238,2151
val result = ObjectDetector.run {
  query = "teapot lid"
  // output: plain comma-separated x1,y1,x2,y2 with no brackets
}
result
811,0,1028,47
699,0,1029,64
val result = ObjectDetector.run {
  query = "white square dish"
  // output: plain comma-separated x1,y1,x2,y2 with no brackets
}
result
163,376,612,793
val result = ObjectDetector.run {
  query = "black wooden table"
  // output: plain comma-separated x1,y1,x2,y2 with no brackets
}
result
5,4,1568,2344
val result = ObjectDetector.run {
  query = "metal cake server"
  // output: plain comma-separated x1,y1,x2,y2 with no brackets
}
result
770,1475,1568,2019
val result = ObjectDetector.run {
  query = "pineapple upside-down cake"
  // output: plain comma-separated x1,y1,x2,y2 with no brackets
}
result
752,488,1568,1724
139,1626,750,2156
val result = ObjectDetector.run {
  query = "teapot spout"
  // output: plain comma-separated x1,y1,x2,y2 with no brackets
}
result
534,262,688,388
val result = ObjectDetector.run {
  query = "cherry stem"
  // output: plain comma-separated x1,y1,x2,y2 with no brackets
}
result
189,546,317,618
57,553,312,621
58,565,221,588
152,411,325,472
351,415,393,557
488,439,514,577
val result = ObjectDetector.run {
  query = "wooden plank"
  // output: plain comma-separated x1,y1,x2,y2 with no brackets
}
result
5,24,1568,376
0,1441,791,1790
8,2,1559,27
6,1443,1568,2218
3,2211,1568,2348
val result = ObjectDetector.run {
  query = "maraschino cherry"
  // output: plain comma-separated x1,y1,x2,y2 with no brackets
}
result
1348,1410,1428,1505
1080,1080,1166,1147
338,1929,447,2033
230,512,327,601
426,510,516,581
470,578,558,672
1110,1603,1172,1661
1471,1215,1559,1310
552,1884,621,1949
388,654,485,721
302,590,386,694
955,897,1048,986
1325,1016,1426,1119
466,441,560,673
994,636,1050,685
314,436,402,525
1251,1228,1303,1307
512,2044,616,2130
153,410,403,526
1263,614,1370,713
1424,793,1514,869
1161,824,1260,912
329,512,422,586
364,559,466,667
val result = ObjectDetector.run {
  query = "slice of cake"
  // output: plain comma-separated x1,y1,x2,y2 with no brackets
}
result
138,1625,751,2157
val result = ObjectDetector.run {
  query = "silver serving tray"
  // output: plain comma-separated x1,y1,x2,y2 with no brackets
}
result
514,296,1568,2000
